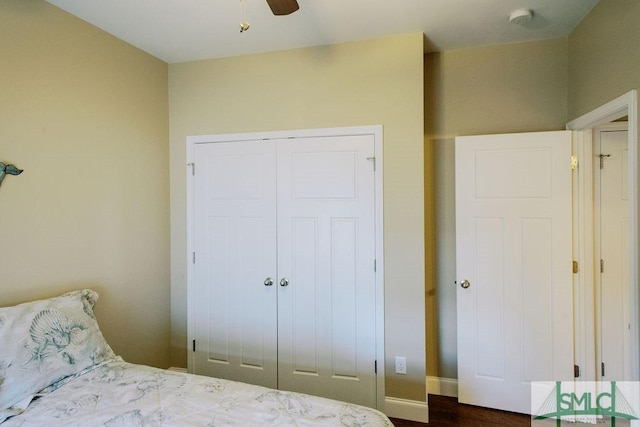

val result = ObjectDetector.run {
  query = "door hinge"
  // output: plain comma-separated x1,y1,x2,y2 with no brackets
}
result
193,339,196,352
374,259,377,272
601,362,605,377
600,259,604,273
599,154,611,170
574,364,580,378
192,252,196,264
571,156,578,170
187,162,195,176
374,360,377,374
572,260,579,274
366,156,376,171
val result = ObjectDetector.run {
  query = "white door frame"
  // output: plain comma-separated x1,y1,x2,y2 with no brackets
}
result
567,90,639,382
185,125,386,409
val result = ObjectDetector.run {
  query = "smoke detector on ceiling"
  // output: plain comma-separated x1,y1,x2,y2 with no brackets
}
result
509,9,533,25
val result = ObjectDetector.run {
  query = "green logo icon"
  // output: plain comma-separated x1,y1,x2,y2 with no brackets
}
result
532,381,640,426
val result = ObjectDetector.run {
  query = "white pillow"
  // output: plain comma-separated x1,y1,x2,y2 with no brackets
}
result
0,289,115,414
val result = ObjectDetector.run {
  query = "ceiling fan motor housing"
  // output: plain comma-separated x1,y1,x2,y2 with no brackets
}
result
266,0,299,15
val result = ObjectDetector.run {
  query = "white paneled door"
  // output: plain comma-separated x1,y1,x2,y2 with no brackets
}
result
596,129,631,381
276,136,377,405
191,134,378,408
455,131,574,414
193,139,278,388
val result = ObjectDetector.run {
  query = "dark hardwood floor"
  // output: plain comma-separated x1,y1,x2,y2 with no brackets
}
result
389,394,531,426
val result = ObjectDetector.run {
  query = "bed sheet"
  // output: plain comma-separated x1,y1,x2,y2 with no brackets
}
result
3,359,393,426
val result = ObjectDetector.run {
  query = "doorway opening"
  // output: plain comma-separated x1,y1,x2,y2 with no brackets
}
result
567,90,639,383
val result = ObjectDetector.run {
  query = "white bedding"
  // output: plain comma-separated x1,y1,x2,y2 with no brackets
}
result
2,358,393,426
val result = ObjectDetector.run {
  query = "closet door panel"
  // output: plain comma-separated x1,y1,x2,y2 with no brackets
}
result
291,217,319,374
192,140,278,388
331,218,359,377
276,135,377,408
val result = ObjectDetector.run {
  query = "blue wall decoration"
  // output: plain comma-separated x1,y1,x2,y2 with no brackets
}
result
0,162,23,187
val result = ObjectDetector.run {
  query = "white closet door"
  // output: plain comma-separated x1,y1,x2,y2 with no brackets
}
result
597,129,631,381
456,131,574,414
192,140,278,388
276,135,377,408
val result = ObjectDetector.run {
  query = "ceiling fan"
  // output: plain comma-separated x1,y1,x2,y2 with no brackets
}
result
265,0,299,15
240,0,298,32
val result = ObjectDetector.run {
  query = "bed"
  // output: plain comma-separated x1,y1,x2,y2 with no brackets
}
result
0,290,392,426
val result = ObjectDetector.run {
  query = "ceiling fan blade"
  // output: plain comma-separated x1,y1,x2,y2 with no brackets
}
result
266,0,299,15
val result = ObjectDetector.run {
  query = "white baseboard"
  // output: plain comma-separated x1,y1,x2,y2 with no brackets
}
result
427,376,458,398
167,367,188,373
384,397,429,423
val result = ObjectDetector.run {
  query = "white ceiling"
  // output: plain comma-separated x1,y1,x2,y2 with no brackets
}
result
45,0,599,64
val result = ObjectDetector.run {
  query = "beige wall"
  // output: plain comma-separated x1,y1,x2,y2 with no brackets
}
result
0,0,170,368
424,38,569,379
568,0,640,121
169,33,426,401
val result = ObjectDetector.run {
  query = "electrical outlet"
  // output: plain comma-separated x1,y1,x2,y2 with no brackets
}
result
395,356,407,375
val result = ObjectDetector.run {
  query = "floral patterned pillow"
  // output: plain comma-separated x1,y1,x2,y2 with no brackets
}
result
0,289,115,414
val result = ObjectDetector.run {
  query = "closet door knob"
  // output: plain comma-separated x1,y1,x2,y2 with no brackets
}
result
460,279,471,289
279,278,289,287
264,277,274,287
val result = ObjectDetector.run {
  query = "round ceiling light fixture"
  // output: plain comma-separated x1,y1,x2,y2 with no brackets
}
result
509,8,533,25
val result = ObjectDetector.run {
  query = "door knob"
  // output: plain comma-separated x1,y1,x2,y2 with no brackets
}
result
264,277,274,287
460,279,471,289
279,278,289,287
